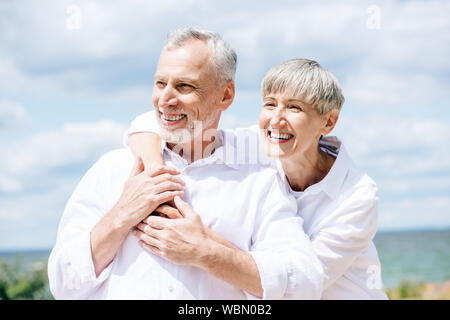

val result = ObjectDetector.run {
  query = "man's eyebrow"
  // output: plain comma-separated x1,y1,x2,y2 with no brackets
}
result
153,75,198,83
154,75,166,81
177,77,198,83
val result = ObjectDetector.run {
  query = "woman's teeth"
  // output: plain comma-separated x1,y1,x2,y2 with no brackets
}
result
162,114,186,121
270,132,293,140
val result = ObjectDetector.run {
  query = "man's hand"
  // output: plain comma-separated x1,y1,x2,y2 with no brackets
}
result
111,157,185,230
133,196,212,267
133,196,263,297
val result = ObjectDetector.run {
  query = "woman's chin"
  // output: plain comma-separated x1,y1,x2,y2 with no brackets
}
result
264,143,293,159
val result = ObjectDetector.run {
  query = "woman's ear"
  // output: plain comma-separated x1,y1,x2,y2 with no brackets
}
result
217,81,235,111
321,109,340,136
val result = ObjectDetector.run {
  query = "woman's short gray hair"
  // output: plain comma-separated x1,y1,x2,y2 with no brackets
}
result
165,27,237,85
261,59,345,114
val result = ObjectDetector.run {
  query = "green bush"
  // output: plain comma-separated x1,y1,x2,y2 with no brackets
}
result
386,280,427,299
0,257,53,300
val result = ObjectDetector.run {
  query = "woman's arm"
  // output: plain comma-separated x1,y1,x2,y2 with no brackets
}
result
125,111,164,171
129,132,164,169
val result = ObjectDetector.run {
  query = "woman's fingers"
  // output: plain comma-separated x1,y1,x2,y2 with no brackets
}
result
150,173,185,187
154,191,185,207
147,165,180,178
151,181,185,195
155,204,183,219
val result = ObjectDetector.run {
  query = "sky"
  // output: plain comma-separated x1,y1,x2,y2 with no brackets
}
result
0,0,449,250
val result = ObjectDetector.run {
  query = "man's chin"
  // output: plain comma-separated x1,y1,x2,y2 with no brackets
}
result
160,129,193,145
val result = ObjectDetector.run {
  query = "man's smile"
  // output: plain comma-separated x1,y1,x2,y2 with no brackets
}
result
160,112,187,126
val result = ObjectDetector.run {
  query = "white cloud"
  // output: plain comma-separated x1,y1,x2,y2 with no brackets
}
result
0,100,27,127
333,115,450,175
219,112,254,129
378,196,450,231
0,120,127,192
333,114,450,230
1,0,448,112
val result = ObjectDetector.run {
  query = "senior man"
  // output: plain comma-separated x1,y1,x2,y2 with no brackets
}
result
48,27,322,300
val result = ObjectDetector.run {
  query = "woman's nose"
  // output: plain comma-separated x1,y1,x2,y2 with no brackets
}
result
269,110,287,128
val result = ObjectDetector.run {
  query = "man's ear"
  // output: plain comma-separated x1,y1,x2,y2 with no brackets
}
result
320,109,340,136
217,81,235,111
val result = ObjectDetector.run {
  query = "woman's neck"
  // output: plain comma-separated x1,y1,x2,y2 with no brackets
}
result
281,143,336,192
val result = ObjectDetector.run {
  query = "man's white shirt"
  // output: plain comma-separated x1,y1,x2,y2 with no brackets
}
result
48,119,323,299
120,111,388,300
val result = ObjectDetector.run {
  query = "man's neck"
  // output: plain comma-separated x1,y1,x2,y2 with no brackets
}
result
167,129,222,164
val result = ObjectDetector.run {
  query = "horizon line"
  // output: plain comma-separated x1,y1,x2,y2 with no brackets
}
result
0,226,449,253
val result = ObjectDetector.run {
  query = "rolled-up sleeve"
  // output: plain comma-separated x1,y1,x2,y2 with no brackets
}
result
311,181,379,290
48,155,115,299
248,173,323,300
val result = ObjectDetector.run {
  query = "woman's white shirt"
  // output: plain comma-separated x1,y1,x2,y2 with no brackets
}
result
125,111,388,300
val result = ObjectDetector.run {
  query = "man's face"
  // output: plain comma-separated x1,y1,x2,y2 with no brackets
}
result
152,39,221,144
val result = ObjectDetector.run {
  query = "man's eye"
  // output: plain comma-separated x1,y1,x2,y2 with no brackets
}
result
177,84,195,92
155,81,166,88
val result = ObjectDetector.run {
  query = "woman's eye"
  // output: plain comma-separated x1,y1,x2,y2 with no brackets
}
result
289,105,302,111
263,103,275,108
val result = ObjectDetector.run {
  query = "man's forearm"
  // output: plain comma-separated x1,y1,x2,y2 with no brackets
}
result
198,239,263,298
90,208,130,277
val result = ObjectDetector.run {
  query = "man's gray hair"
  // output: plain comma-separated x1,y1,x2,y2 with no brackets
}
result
164,27,237,85
261,59,345,114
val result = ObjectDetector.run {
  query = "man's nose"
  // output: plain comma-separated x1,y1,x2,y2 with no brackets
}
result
158,86,178,108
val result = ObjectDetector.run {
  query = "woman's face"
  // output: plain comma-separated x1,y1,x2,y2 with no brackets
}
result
259,90,329,159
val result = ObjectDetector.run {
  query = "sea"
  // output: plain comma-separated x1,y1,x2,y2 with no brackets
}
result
0,229,449,289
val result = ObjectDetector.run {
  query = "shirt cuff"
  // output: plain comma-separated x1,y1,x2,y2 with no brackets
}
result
62,230,114,291
248,251,288,300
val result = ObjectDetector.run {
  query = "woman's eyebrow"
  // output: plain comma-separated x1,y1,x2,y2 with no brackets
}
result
288,98,307,104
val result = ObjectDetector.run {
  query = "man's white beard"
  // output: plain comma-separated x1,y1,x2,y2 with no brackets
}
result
158,110,219,145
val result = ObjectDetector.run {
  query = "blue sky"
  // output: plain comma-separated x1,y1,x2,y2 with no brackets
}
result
0,0,449,250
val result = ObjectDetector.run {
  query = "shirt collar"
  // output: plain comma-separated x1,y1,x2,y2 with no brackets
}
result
279,136,351,199
310,136,352,199
161,129,241,170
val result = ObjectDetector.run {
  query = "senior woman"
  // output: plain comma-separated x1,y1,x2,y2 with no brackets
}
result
125,59,388,300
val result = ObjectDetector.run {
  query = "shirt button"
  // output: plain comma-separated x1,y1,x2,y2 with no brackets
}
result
184,168,191,174
168,284,174,292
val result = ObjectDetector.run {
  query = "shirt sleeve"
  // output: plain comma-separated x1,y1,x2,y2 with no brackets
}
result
122,110,160,147
311,178,379,291
47,154,116,299
247,171,324,300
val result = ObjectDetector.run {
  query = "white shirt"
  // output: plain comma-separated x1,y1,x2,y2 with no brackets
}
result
48,122,323,299
125,111,388,300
